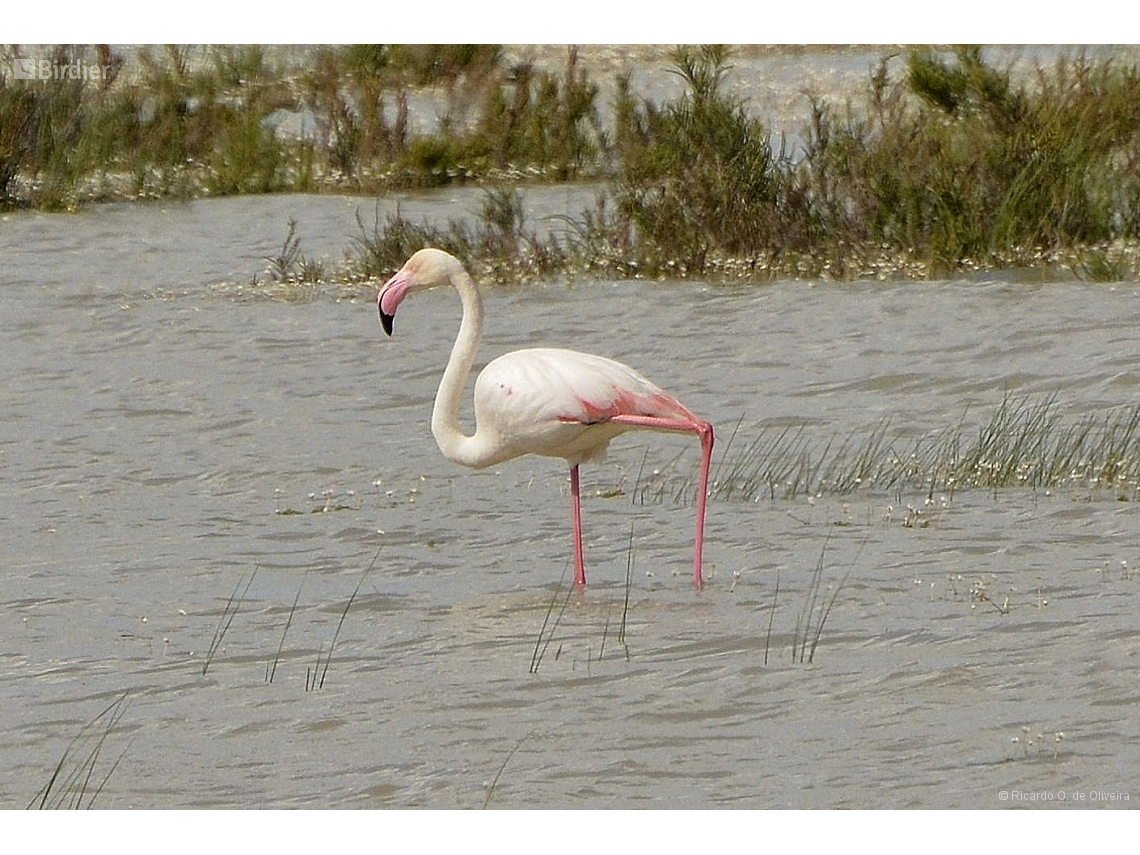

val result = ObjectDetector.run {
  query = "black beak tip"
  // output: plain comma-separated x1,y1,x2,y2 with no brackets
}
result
379,308,394,337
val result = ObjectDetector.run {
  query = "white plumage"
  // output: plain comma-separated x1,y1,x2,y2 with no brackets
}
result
377,248,714,588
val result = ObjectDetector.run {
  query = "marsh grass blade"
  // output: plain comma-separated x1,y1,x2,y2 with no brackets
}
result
203,567,258,676
267,571,307,684
790,538,857,665
618,523,635,651
632,447,650,506
305,645,323,693
808,568,852,664
483,732,530,809
530,565,572,674
807,542,866,661
313,551,379,691
30,691,130,809
764,568,780,666
265,217,302,282
793,542,829,664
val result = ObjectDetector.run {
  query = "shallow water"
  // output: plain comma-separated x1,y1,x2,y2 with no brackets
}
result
3,185,1140,808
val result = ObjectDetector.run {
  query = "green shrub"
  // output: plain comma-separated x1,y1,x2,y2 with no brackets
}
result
804,46,1140,273
611,45,799,274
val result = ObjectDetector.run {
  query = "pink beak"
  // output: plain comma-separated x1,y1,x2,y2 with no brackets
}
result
378,269,412,336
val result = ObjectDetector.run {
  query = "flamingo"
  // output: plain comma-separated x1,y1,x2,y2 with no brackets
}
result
377,248,714,589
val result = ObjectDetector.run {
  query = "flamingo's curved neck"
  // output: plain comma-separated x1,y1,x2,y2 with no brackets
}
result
431,267,496,468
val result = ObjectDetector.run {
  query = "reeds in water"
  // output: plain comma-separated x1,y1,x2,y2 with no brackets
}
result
266,572,306,684
306,555,376,691
714,395,1140,503
529,528,638,674
202,567,257,676
791,540,852,665
529,566,573,675
29,692,130,809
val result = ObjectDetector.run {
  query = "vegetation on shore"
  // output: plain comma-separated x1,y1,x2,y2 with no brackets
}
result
4,44,1140,281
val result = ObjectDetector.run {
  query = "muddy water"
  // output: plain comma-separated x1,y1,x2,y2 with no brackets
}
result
2,190,1139,809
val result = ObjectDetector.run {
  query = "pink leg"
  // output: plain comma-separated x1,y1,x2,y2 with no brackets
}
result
692,422,714,589
610,415,715,590
570,464,587,586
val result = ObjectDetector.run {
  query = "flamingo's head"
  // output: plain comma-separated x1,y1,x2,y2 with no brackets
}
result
377,248,462,336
